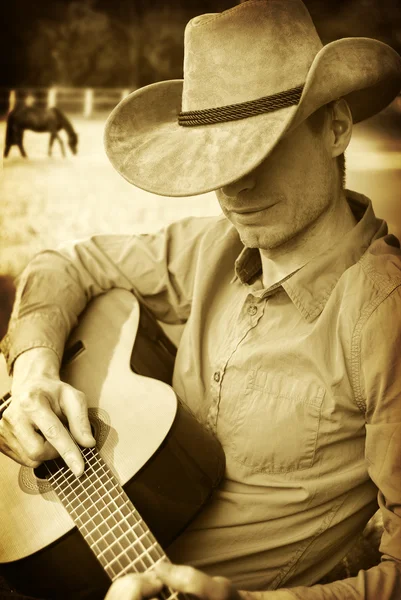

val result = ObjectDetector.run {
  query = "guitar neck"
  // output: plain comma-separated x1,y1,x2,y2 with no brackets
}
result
0,394,185,600
45,448,188,599
0,391,11,414
43,447,165,580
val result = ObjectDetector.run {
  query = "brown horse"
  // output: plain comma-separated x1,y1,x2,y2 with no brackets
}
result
4,106,79,158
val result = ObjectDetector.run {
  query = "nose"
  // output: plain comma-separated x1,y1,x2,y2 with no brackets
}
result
220,172,255,197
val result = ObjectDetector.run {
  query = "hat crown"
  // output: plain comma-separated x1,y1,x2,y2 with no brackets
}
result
182,0,323,111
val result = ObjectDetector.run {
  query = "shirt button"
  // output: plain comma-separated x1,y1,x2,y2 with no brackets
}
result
213,371,221,382
248,305,257,316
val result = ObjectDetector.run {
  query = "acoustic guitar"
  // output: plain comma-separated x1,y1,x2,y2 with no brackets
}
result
0,288,225,600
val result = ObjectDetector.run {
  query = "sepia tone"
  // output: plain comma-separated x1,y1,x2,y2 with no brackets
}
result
0,1,400,598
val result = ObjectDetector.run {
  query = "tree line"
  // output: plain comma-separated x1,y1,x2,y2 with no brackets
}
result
2,0,401,89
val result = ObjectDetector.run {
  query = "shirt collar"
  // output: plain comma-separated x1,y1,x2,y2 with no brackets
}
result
233,191,388,322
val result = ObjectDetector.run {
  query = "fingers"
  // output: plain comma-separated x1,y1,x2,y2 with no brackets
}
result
0,428,42,468
154,562,240,600
1,388,88,476
33,407,86,476
0,409,47,467
105,571,163,600
60,386,96,448
105,563,240,600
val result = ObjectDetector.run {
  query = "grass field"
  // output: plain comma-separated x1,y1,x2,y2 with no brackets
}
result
1,110,400,279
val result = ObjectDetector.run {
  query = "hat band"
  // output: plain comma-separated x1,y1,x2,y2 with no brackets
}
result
178,85,304,127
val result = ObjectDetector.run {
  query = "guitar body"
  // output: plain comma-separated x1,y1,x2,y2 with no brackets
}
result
0,289,225,600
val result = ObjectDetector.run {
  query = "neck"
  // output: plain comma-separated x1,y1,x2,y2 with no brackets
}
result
260,191,357,288
59,113,75,137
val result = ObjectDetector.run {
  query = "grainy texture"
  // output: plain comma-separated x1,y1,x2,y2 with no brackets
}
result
0,116,221,278
0,112,397,593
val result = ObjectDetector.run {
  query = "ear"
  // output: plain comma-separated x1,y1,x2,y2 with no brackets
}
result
329,99,353,158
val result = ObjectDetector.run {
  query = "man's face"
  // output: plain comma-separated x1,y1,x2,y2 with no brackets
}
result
215,115,337,251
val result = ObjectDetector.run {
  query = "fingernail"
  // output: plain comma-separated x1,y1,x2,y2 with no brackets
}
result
72,460,83,477
83,431,95,444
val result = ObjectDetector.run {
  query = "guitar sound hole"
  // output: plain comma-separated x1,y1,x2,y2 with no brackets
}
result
34,457,66,481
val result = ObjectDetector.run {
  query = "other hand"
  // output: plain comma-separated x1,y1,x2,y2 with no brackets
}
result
105,562,295,600
105,562,242,600
0,347,95,476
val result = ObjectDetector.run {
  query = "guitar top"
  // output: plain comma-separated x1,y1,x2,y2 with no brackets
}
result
0,289,224,572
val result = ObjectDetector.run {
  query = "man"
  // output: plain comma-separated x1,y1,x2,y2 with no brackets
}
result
1,1,401,598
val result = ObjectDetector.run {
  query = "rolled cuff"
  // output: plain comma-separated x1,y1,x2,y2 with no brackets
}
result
1,311,66,375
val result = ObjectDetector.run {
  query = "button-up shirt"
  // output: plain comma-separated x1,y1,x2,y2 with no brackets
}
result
2,191,401,598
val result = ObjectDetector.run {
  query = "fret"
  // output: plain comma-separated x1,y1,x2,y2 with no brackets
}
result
86,517,148,548
94,528,152,558
50,460,127,516
114,554,167,580
38,444,188,600
47,446,167,580
52,469,138,526
105,540,160,573
87,519,161,572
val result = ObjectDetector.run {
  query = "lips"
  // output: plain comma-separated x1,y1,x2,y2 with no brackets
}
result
230,203,276,214
233,208,262,214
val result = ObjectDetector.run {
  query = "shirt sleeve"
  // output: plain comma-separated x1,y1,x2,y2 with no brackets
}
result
278,285,401,599
1,216,216,373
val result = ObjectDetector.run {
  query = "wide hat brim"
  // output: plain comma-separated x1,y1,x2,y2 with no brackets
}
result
104,37,401,198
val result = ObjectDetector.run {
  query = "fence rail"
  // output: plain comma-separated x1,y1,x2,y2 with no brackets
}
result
1,86,400,120
0,87,135,118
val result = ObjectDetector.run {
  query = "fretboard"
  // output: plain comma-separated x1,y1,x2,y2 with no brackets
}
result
0,391,11,414
46,446,168,582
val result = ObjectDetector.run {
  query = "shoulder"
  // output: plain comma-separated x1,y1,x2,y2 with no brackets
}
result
332,234,401,326
345,234,401,336
358,234,401,295
348,235,401,410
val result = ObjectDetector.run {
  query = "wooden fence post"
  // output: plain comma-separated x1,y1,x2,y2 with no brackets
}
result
84,89,93,117
47,88,57,108
8,90,16,113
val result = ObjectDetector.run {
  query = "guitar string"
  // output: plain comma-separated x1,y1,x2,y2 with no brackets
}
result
46,464,163,581
77,447,163,565
43,445,168,579
1,365,186,597
46,458,158,577
80,449,184,600
42,447,187,600
72,450,163,573
1,391,169,576
43,450,185,600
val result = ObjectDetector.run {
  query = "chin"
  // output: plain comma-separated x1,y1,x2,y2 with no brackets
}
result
238,226,293,250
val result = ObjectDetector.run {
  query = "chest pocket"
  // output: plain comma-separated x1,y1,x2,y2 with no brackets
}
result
225,370,325,475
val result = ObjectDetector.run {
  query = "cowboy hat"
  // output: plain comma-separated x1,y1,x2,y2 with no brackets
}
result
104,0,401,197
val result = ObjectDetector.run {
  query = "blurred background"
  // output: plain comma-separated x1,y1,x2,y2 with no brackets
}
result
0,0,401,334
0,0,399,578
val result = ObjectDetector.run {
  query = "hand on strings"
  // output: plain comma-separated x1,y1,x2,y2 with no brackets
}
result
104,562,295,600
105,562,242,600
0,347,95,476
